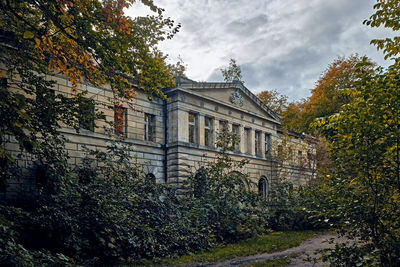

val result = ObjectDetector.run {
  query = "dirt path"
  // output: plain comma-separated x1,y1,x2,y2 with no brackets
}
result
201,233,349,267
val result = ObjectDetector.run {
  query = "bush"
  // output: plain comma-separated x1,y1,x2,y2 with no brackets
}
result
184,128,269,244
1,142,210,265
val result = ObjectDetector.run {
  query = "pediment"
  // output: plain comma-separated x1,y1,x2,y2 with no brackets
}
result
179,82,280,122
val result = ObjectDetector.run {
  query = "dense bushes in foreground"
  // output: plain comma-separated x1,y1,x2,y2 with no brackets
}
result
0,130,322,266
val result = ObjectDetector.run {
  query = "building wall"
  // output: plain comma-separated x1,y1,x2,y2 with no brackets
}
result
3,74,316,199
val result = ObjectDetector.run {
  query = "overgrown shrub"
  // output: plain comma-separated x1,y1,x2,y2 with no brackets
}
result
259,179,329,231
184,128,269,244
1,142,210,265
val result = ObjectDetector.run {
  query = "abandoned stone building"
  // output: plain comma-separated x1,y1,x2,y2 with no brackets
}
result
4,74,316,199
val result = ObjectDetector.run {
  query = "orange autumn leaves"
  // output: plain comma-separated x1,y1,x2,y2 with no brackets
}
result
12,0,175,101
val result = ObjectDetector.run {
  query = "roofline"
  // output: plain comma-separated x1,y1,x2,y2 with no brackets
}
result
173,79,281,122
165,87,281,125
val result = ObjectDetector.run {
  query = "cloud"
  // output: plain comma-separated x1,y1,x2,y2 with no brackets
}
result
128,0,395,101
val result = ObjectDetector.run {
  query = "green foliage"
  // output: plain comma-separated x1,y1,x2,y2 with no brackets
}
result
0,142,208,265
282,55,375,135
257,89,288,114
314,60,400,265
165,231,319,265
220,58,244,83
365,0,400,60
184,127,264,243
0,0,177,193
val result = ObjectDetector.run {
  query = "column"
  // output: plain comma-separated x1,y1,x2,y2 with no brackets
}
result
240,125,245,153
177,109,188,142
249,128,255,156
198,114,205,146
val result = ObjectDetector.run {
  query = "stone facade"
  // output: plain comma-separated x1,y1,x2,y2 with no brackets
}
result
3,74,316,199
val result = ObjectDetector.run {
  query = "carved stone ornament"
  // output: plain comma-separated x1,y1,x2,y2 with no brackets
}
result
230,89,243,107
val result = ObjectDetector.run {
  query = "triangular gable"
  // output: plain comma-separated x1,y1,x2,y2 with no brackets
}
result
178,80,281,122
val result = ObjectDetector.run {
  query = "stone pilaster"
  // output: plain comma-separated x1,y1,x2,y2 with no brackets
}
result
198,114,205,146
249,128,255,156
213,118,219,146
177,109,188,142
240,125,245,153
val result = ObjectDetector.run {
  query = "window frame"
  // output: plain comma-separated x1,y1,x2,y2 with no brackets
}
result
144,113,155,142
265,133,270,158
79,99,95,132
204,116,213,147
188,112,198,144
258,177,268,199
114,105,128,137
255,130,261,156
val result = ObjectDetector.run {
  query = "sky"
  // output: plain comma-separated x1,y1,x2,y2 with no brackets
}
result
127,0,395,101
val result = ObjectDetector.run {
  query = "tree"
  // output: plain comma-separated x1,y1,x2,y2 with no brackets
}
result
168,55,187,77
0,0,178,187
281,100,305,132
365,0,400,60
282,55,374,135
256,89,288,114
316,60,400,265
220,58,244,83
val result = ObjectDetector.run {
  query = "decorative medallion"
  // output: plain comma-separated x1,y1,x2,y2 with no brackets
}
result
230,89,243,107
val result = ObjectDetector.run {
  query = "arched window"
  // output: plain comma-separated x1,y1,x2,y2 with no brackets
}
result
258,176,269,198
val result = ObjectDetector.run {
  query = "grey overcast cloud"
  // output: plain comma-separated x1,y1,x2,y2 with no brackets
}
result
128,0,395,101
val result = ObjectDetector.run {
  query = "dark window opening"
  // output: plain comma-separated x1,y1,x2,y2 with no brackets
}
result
79,99,95,131
145,113,155,141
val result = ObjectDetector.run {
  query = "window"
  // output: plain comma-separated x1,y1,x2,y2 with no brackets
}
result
265,134,270,157
219,120,227,131
258,177,268,198
255,131,261,156
232,124,240,152
204,116,213,147
144,113,155,141
79,99,95,131
188,112,197,144
114,105,128,137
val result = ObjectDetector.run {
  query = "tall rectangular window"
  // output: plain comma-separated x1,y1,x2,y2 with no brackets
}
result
232,124,240,152
255,131,261,156
79,99,94,131
204,116,213,147
114,105,128,137
188,112,197,144
265,134,270,158
144,113,155,141
219,120,227,132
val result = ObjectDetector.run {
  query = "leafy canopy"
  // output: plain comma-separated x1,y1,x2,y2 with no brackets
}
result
0,0,178,98
257,89,288,114
365,0,400,60
0,0,179,186
281,55,374,134
220,58,244,83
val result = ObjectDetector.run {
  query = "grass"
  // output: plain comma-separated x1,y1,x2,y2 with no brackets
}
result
241,257,292,267
160,230,324,266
